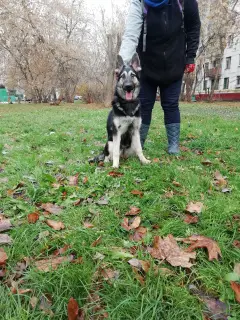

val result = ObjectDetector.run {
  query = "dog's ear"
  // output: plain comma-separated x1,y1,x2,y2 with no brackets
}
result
130,53,141,72
115,55,124,75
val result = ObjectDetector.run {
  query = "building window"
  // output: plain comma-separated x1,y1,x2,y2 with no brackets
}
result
227,35,233,47
237,76,240,86
226,57,231,70
203,80,208,91
211,79,219,90
224,78,229,89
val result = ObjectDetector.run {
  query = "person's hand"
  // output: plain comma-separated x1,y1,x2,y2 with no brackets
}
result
185,64,195,73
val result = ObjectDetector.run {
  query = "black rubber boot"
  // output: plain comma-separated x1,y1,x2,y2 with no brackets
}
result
140,123,150,148
165,123,180,154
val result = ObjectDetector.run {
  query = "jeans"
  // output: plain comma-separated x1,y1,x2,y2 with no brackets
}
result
139,77,182,125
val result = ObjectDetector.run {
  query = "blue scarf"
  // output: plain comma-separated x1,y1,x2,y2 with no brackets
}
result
144,0,169,8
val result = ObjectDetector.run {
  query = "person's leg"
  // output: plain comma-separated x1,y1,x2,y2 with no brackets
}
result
139,77,158,147
160,78,182,154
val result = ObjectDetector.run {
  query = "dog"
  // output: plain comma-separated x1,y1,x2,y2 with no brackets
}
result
91,53,150,169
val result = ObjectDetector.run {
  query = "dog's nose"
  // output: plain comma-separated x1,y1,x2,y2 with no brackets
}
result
124,84,134,92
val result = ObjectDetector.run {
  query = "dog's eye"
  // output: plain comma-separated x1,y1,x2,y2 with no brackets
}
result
131,74,135,78
121,74,126,80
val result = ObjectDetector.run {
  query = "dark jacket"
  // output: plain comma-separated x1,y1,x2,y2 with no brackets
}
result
137,0,201,85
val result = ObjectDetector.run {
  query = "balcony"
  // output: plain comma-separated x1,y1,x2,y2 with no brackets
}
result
205,67,221,78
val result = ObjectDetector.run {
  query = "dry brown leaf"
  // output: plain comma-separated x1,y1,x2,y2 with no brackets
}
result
68,174,79,186
30,296,38,308
0,268,6,278
129,226,147,242
164,191,174,198
53,245,70,256
67,297,80,320
234,263,240,276
121,217,141,231
108,171,124,177
0,248,8,265
91,236,102,247
125,206,141,216
153,158,160,163
214,171,227,188
132,267,145,286
180,146,190,152
201,159,212,166
12,258,30,280
130,190,144,197
184,235,222,261
46,219,65,230
128,258,150,273
0,219,12,232
233,240,240,248
41,203,62,215
185,202,203,214
0,234,12,245
27,212,39,224
100,268,120,281
11,288,32,294
39,294,54,317
148,235,196,268
231,282,240,303
35,255,74,272
83,177,88,184
83,222,94,229
172,181,181,187
184,214,199,224
154,267,175,276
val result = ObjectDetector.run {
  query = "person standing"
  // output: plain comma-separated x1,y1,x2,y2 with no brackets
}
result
119,0,201,154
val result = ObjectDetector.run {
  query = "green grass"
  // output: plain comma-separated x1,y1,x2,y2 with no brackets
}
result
0,102,240,320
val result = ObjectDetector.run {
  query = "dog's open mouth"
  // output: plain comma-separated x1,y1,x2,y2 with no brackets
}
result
125,91,133,101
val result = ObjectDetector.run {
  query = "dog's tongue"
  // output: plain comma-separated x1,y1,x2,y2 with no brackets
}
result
126,92,133,101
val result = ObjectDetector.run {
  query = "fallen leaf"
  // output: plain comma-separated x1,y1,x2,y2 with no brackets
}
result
153,158,160,163
73,257,83,264
83,222,94,229
27,212,39,224
121,217,141,231
12,258,30,279
189,284,229,320
0,248,8,265
100,268,120,281
35,255,74,272
234,263,240,276
185,202,203,214
129,226,147,242
46,220,65,230
233,240,240,248
0,234,12,245
67,297,80,320
154,267,175,276
68,174,79,186
53,245,70,256
39,294,54,316
201,159,212,166
148,235,196,268
83,177,88,184
132,267,145,285
97,198,108,205
37,231,50,240
230,282,240,303
184,215,199,224
172,181,181,187
125,206,141,216
73,199,82,206
183,235,222,261
30,296,38,308
0,177,8,183
180,146,190,152
130,190,144,197
214,171,227,188
128,258,150,273
91,236,102,247
0,219,12,232
41,203,62,215
164,191,174,198
0,268,6,278
11,288,32,294
108,171,124,177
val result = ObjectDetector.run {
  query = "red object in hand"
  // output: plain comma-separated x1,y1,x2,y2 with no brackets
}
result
185,64,195,73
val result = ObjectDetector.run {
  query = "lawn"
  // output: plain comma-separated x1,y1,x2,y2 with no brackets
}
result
0,102,240,320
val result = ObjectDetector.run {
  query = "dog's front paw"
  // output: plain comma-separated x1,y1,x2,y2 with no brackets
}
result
112,164,119,169
141,158,151,165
